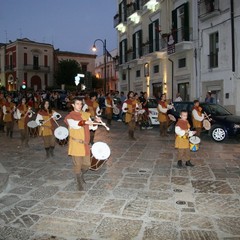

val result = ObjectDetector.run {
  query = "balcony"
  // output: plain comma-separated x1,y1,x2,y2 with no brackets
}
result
5,65,15,72
198,0,220,21
23,64,50,72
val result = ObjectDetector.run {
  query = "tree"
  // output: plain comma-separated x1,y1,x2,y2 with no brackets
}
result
55,59,82,86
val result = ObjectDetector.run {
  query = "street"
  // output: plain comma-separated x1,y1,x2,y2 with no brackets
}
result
0,117,240,240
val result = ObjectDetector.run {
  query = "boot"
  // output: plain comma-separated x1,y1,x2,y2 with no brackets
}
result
10,131,13,138
177,160,183,168
49,147,54,157
186,160,194,167
76,173,85,191
45,148,50,159
6,129,10,137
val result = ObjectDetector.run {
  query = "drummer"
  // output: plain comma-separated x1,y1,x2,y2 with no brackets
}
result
105,93,114,126
175,109,196,168
64,97,101,191
35,100,57,158
192,100,204,137
15,97,33,147
82,92,101,145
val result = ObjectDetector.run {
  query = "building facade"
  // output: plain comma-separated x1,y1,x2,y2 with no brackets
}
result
0,38,54,91
198,0,240,114
114,0,240,113
95,48,119,92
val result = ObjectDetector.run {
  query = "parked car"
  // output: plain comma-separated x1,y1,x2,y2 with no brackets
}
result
170,102,240,142
147,98,159,125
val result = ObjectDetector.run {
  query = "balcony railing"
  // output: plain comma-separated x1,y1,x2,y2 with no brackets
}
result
198,0,219,19
172,27,193,43
141,0,150,7
23,64,50,72
5,65,15,71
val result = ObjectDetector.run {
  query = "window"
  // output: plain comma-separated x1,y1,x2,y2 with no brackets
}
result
33,55,39,70
178,82,189,101
178,58,186,68
149,19,160,53
209,32,219,68
133,30,142,59
24,53,27,66
82,64,87,73
172,3,189,43
119,0,127,23
122,73,126,80
136,70,141,77
44,55,48,67
153,65,159,73
9,54,13,70
119,39,127,64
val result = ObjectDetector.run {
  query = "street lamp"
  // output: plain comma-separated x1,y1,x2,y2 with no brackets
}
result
92,39,107,94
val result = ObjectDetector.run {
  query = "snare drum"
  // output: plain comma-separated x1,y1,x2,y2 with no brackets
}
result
54,126,69,145
27,120,39,137
189,136,201,152
203,119,211,130
89,142,111,171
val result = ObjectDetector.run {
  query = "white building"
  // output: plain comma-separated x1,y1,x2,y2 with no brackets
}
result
114,0,240,114
198,0,240,114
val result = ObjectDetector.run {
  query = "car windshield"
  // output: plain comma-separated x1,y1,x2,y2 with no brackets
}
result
148,99,158,108
202,104,232,116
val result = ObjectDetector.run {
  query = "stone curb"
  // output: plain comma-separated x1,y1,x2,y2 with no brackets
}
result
0,162,9,193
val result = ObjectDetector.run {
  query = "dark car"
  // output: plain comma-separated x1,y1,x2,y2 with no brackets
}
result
169,102,240,142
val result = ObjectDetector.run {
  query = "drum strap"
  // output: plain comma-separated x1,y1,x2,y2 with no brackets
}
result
71,137,90,145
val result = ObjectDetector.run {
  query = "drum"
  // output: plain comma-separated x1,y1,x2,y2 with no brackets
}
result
89,142,111,171
113,106,120,115
203,119,211,130
54,126,69,145
27,120,39,137
189,136,201,152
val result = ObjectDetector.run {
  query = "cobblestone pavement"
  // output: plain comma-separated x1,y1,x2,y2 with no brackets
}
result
0,115,240,240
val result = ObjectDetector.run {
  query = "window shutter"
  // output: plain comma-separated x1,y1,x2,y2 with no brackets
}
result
133,33,136,59
172,9,177,43
123,0,127,22
155,20,159,51
119,3,122,22
184,2,189,41
149,23,153,53
124,39,128,62
139,30,142,56
119,41,123,64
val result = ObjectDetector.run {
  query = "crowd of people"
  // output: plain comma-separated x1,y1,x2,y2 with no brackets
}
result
0,88,212,190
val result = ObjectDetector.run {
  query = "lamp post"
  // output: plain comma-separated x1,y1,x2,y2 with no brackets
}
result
92,39,107,94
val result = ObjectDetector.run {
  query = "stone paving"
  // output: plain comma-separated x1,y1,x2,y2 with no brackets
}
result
0,115,240,240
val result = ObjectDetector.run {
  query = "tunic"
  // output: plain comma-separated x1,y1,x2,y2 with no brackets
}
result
175,119,190,149
64,111,91,157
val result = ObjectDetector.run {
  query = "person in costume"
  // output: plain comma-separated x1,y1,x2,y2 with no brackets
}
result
122,91,139,140
64,97,101,191
2,96,16,138
157,93,173,136
35,100,56,158
82,92,101,145
15,97,33,147
175,109,196,168
105,92,114,125
192,100,204,137
0,93,6,132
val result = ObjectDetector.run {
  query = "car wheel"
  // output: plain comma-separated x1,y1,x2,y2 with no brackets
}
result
210,125,226,142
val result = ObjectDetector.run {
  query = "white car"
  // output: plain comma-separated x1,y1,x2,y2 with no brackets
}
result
147,98,160,125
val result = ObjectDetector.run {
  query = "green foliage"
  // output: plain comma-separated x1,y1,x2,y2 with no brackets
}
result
55,59,82,86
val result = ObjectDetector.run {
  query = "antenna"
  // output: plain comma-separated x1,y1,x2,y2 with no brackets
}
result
19,28,22,38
